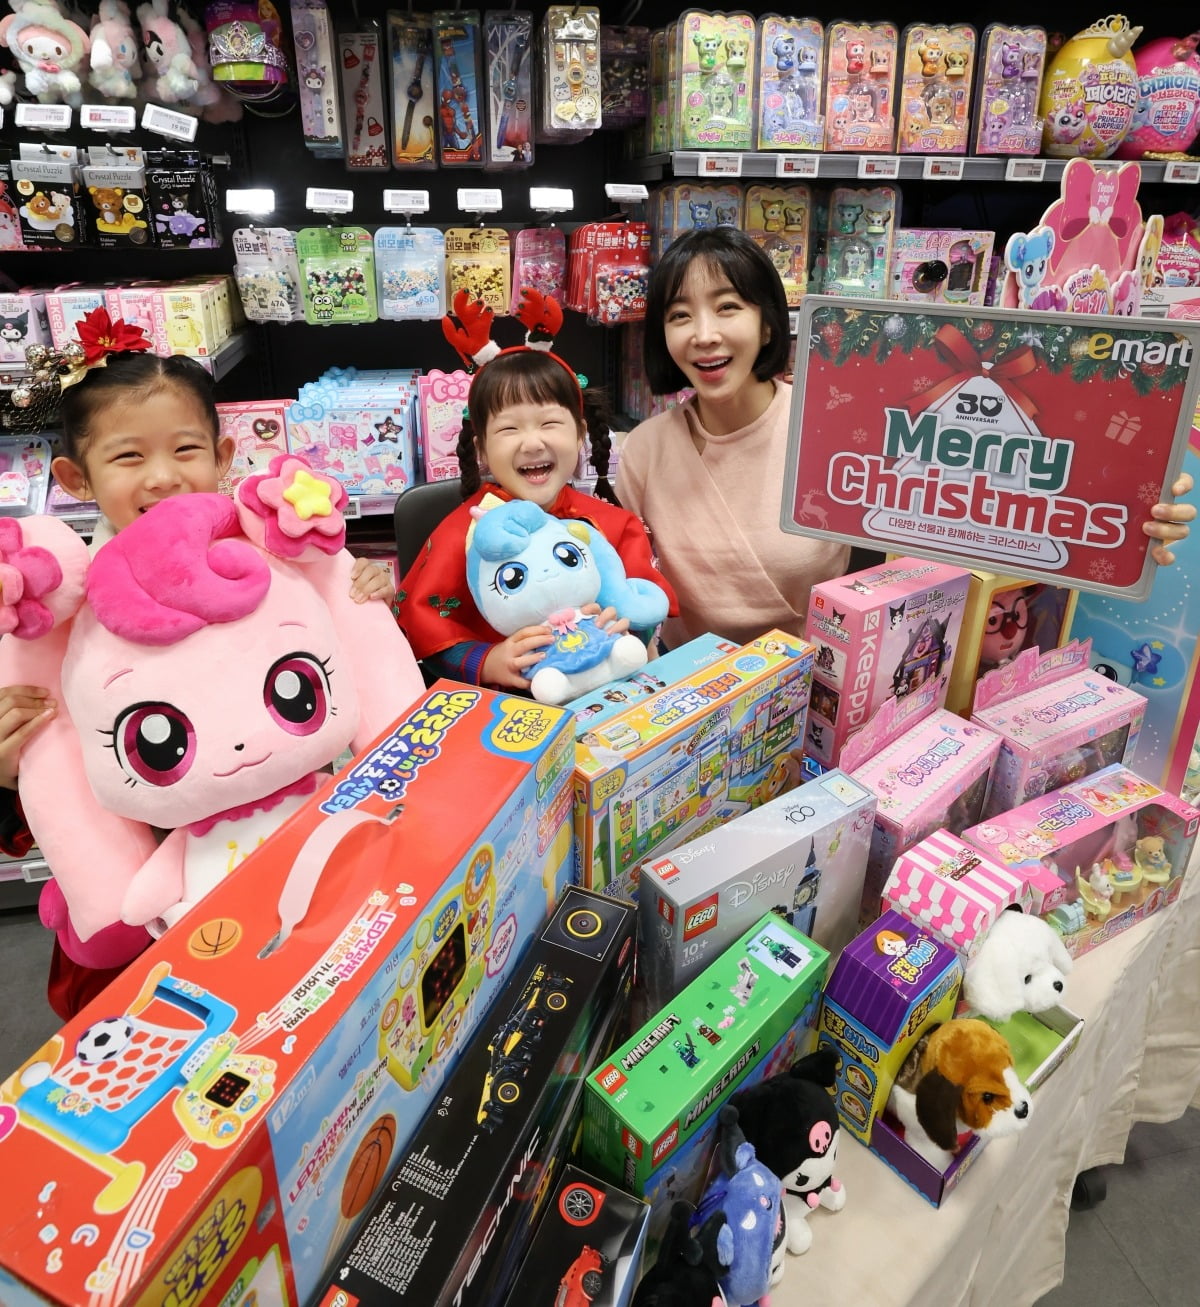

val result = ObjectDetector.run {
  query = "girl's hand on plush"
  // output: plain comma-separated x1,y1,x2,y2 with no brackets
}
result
1145,472,1196,566
349,558,396,605
581,602,631,636
483,626,553,688
0,685,56,790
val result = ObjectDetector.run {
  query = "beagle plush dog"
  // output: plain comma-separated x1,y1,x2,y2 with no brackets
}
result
888,1019,1032,1171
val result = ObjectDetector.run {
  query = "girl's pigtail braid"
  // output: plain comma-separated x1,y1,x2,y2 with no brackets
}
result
582,388,618,505
456,418,483,499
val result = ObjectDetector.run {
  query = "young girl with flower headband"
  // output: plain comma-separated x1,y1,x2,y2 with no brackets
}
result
398,290,677,688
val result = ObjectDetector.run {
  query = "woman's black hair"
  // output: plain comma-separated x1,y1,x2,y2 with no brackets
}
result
642,227,790,395
455,349,617,504
58,351,219,463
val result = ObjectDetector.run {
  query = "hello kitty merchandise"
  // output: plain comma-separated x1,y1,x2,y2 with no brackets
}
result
0,457,424,960
137,0,201,102
464,495,670,705
88,0,141,100
0,0,92,106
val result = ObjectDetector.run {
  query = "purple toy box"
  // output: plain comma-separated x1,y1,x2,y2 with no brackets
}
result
972,641,1146,819
804,555,971,769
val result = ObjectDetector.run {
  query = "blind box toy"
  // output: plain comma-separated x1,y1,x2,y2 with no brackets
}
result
804,555,971,769
962,762,1199,961
582,913,828,1194
638,769,876,1008
0,685,578,1307
318,889,636,1307
972,641,1145,817
573,631,815,900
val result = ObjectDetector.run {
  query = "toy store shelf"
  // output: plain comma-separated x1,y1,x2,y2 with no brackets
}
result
192,330,253,382
0,853,49,910
631,152,1177,184
343,494,399,520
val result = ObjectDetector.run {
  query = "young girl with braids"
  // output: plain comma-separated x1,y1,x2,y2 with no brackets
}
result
398,292,676,689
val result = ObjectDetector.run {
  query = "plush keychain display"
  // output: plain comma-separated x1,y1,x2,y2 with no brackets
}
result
0,0,92,105
137,0,203,102
962,906,1073,1023
89,0,142,100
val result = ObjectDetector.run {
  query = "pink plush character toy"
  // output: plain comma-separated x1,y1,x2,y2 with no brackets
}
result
136,0,201,102
0,0,92,106
0,458,424,960
89,0,142,100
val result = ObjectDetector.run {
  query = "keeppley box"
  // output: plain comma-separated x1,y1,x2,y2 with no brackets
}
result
573,631,815,900
804,556,970,768
319,889,636,1307
638,769,876,1008
0,685,576,1307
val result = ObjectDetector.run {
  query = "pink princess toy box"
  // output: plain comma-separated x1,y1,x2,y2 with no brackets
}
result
962,762,1199,960
804,555,970,770
844,681,1002,925
972,640,1145,819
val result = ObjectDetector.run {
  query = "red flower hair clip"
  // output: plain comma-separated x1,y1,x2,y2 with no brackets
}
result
75,307,152,367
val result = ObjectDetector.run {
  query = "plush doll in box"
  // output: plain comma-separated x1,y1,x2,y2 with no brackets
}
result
0,456,423,961
963,906,1072,1023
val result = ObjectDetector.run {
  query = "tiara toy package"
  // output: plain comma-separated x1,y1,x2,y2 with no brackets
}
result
144,151,221,249
804,555,971,770
485,9,535,167
214,400,290,494
445,226,511,312
233,226,304,323
340,24,390,171
962,762,1200,960
973,23,1047,155
297,226,378,326
417,367,472,481
434,8,484,164
639,769,876,1007
819,186,898,299
757,15,824,151
541,5,603,139
675,10,756,150
971,641,1146,818
843,683,1003,923
890,229,995,305
374,225,446,320
897,23,976,154
824,20,898,152
511,226,566,311
292,0,344,157
745,183,810,305
387,11,434,168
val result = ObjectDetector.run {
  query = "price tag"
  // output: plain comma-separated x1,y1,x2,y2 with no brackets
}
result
923,156,965,181
788,310,800,336
776,154,819,178
458,187,503,213
530,187,574,212
305,186,355,214
357,495,397,516
857,155,900,180
226,188,275,216
1005,157,1047,182
80,104,137,132
604,183,649,203
383,188,431,213
141,103,199,141
67,515,100,537
15,103,72,130
698,153,742,177
342,498,362,520
1164,160,1200,185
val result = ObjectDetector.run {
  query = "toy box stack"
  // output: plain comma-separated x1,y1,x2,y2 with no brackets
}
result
318,889,636,1307
0,685,577,1307
638,769,876,1008
963,762,1200,960
972,641,1146,818
573,631,815,900
804,556,971,769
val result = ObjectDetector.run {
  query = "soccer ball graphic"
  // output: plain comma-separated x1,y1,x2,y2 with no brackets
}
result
75,1016,134,1065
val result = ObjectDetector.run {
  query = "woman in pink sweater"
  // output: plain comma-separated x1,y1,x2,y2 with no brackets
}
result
616,228,1195,648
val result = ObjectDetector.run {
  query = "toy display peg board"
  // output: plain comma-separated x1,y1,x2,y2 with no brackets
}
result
781,298,1200,601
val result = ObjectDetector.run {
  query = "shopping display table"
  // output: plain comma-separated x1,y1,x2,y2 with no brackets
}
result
775,843,1200,1307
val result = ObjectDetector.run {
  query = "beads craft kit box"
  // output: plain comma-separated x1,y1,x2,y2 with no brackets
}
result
215,400,290,496
0,685,577,1307
804,555,971,770
638,769,876,1009
971,641,1146,818
317,889,636,1307
572,631,815,900
963,762,1200,961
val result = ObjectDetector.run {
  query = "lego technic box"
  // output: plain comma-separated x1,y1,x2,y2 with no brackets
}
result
318,888,637,1307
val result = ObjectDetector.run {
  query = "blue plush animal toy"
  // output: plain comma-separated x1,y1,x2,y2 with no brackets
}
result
466,495,670,705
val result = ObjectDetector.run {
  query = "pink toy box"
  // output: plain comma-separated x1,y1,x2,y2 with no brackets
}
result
962,762,1199,960
844,681,1002,924
214,400,290,495
882,827,1031,959
972,640,1145,818
804,555,971,769
889,229,995,306
417,367,472,483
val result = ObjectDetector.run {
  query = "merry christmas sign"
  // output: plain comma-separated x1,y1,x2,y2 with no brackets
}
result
782,299,1200,601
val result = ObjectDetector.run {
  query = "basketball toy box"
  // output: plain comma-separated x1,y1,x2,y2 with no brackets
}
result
971,641,1146,819
962,763,1199,961
804,556,970,769
0,685,577,1307
581,914,828,1197
318,889,636,1307
500,1166,650,1307
574,631,815,900
638,769,876,1008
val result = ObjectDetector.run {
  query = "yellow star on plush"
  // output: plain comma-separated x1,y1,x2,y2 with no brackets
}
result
283,468,334,520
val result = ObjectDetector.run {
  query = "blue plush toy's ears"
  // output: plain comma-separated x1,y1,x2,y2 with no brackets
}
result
715,1222,735,1270
588,522,670,630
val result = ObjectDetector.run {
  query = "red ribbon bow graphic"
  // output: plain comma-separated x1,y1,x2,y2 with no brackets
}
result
905,323,1039,422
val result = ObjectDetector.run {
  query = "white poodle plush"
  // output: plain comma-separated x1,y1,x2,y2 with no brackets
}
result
962,907,1073,1023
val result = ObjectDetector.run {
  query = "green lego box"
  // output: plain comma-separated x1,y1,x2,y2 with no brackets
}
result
580,913,828,1191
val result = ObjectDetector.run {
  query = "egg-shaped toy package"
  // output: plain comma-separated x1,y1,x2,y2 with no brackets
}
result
1039,13,1142,159
757,15,824,151
897,23,976,154
824,20,898,152
1116,33,1200,158
972,23,1046,155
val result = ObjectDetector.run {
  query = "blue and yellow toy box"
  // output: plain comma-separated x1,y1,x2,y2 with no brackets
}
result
572,631,815,899
0,685,576,1307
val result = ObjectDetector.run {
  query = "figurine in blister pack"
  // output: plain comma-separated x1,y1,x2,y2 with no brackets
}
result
820,186,897,298
677,10,755,150
898,24,974,154
973,24,1047,155
745,184,810,304
825,21,898,151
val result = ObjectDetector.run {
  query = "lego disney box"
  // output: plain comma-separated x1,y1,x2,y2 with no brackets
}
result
638,769,876,1008
573,631,814,900
0,685,577,1307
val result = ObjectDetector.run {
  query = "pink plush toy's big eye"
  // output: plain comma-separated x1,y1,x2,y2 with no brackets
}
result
264,652,331,735
112,702,196,786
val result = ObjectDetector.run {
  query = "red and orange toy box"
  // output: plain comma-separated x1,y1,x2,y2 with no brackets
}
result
0,685,576,1307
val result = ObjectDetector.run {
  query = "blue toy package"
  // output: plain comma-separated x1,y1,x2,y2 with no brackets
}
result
757,15,825,151
374,225,446,320
434,8,484,165
485,10,535,168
